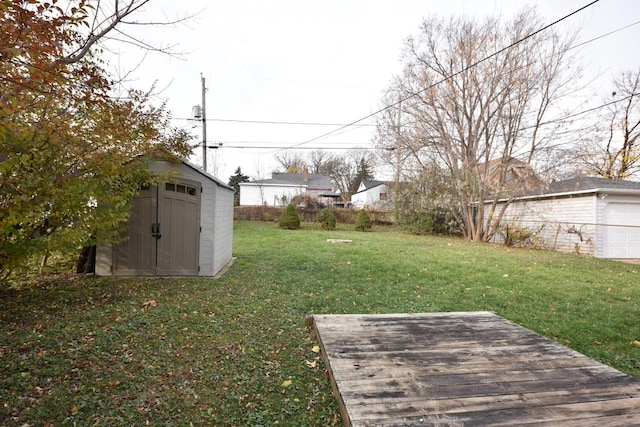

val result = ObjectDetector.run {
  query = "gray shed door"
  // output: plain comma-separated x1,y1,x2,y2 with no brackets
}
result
603,202,640,259
113,180,201,275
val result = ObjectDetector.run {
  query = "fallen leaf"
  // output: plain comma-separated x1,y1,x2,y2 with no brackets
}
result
305,360,317,368
633,340,640,347
311,345,320,353
142,299,157,309
71,405,78,415
281,380,292,388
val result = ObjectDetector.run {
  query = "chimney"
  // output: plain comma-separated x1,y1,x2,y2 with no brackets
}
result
304,167,309,183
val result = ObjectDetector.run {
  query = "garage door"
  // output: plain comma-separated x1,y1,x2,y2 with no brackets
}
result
602,202,640,259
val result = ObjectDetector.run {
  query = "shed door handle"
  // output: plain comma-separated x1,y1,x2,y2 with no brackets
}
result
151,223,162,239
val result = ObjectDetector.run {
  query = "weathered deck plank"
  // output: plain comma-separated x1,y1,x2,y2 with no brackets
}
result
309,311,640,426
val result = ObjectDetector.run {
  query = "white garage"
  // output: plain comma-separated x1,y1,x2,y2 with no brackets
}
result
491,177,640,260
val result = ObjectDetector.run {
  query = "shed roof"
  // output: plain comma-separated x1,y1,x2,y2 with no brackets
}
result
175,159,235,191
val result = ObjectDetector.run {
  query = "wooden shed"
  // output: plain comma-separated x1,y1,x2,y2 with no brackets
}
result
96,158,234,277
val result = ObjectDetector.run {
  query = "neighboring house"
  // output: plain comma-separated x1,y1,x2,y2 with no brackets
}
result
239,172,335,206
480,157,547,197
96,158,235,277
490,176,640,259
351,180,393,208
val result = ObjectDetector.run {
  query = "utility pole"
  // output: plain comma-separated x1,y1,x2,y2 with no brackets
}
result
201,73,208,172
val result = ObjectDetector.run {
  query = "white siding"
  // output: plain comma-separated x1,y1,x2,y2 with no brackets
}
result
239,183,306,206
212,185,234,275
351,184,390,208
492,195,597,256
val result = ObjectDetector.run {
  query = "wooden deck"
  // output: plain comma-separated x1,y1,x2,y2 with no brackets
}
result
308,311,640,426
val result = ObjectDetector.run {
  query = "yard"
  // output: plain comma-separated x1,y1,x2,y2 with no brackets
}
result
1,220,639,426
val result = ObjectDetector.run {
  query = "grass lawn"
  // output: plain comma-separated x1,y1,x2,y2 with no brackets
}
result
1,220,639,426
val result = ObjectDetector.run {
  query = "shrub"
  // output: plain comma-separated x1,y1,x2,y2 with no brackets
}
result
398,207,458,235
317,208,337,230
494,222,541,248
278,204,301,229
355,209,372,231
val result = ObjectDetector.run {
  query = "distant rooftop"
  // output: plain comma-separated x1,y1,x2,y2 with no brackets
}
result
250,172,333,190
546,176,640,194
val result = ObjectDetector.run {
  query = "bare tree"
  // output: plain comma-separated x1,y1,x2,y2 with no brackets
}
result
577,69,640,179
324,150,376,201
274,150,307,173
383,8,579,241
48,1,193,68
308,150,335,174
273,149,376,200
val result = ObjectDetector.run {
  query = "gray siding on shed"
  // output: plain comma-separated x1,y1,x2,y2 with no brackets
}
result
96,159,234,277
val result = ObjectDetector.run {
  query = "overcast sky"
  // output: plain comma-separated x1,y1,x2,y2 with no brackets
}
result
110,0,640,181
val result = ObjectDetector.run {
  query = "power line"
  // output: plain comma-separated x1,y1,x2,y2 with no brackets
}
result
222,146,374,150
569,19,640,51
172,117,377,126
285,0,601,151
212,140,370,146
176,12,632,139
194,1,635,156
536,92,640,129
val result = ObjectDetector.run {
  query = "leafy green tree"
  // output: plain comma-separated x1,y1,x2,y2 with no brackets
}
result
228,167,249,206
278,204,301,230
0,1,192,278
355,209,372,232
317,208,336,230
350,157,375,196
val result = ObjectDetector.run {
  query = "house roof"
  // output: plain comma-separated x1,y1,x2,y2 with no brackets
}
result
545,176,640,194
362,180,388,189
355,180,390,193
246,172,333,190
490,176,640,204
479,157,547,196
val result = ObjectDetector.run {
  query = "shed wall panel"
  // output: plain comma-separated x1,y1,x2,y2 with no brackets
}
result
213,187,234,274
